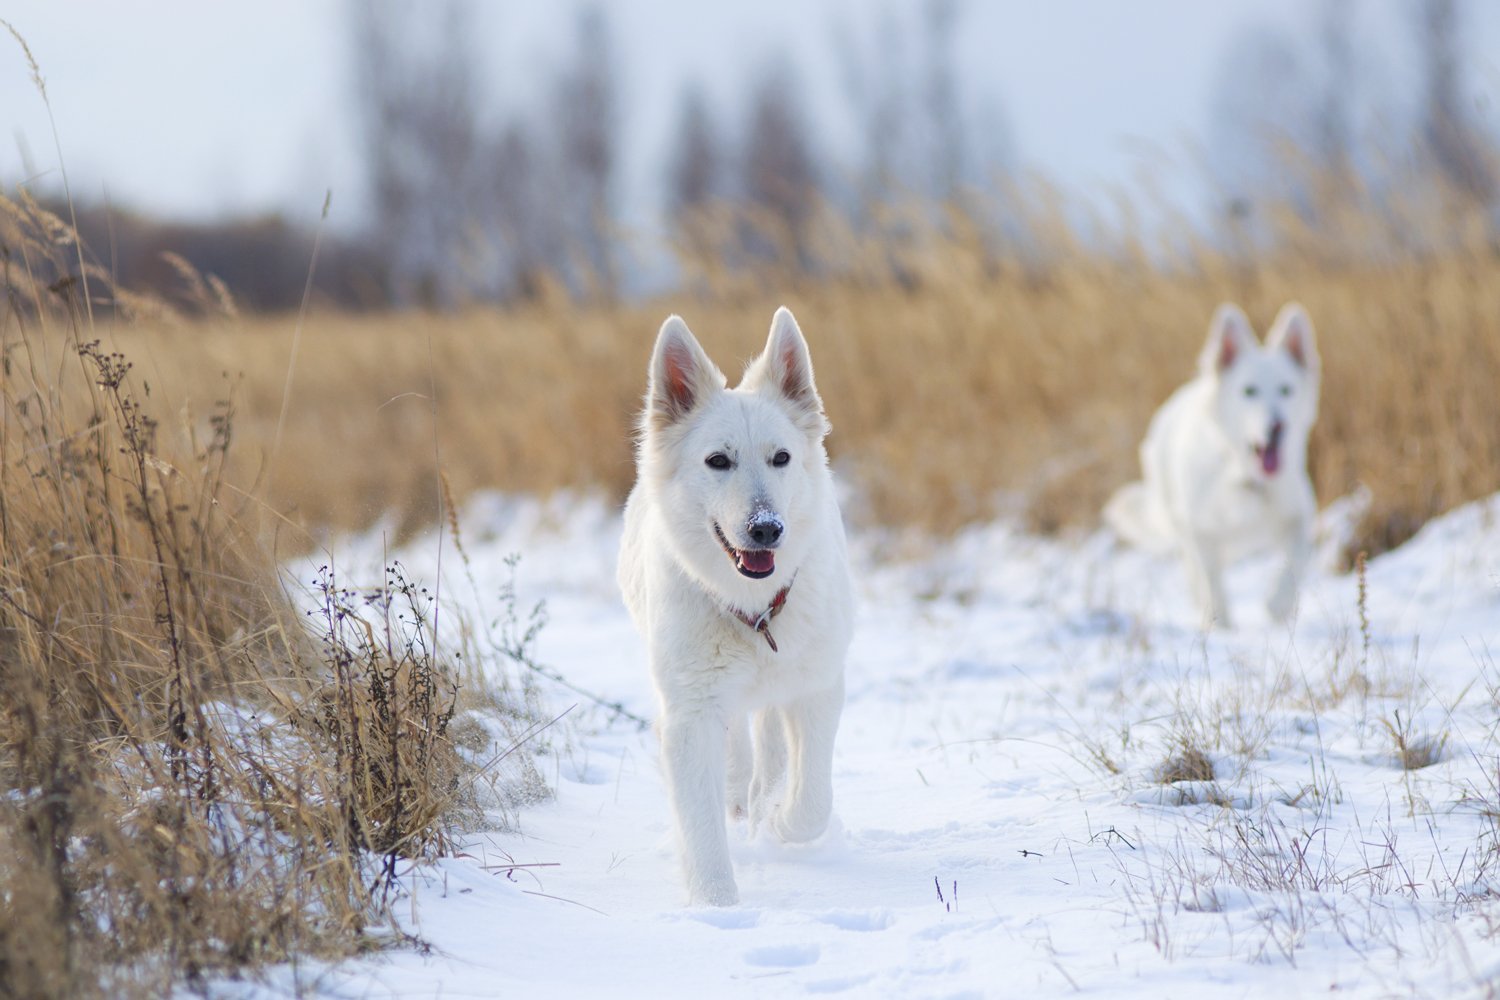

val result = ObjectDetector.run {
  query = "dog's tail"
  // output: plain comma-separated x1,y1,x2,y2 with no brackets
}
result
1103,482,1176,554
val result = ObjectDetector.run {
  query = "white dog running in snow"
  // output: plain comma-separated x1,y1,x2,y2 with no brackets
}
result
1104,302,1320,629
618,307,854,906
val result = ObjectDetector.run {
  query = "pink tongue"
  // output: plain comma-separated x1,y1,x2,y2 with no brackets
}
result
1258,422,1284,475
740,550,775,574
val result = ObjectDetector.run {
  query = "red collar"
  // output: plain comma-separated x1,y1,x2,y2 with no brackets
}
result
730,573,795,652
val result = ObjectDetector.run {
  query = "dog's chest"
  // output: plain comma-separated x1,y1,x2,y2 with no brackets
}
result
1201,474,1291,540
722,600,843,706
644,582,841,705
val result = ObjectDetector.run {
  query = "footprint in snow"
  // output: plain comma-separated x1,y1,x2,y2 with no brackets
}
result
743,943,821,968
815,909,894,932
559,759,611,785
940,658,1005,681
806,972,877,994
687,908,761,930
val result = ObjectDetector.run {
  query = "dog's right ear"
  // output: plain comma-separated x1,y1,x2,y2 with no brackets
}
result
647,315,725,430
1266,302,1319,373
1198,303,1255,376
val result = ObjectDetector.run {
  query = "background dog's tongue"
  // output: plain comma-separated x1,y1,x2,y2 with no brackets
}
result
1261,423,1283,475
741,550,775,574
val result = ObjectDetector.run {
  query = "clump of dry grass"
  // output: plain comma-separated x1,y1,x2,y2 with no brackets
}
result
1154,736,1217,786
307,561,461,863
42,181,1499,559
1380,710,1449,772
0,195,514,997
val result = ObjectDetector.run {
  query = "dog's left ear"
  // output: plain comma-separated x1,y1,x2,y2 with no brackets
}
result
745,307,829,436
1267,302,1319,372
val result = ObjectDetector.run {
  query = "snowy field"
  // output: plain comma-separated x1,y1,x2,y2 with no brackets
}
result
242,491,1500,998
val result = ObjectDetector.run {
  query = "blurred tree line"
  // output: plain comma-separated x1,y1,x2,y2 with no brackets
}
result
1208,0,1496,253
348,0,1001,305
39,0,1500,314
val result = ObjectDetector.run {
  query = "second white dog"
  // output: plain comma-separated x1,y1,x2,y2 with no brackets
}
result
1105,302,1321,628
618,307,853,906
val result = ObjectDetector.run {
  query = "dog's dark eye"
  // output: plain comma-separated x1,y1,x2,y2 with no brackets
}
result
1243,385,1259,398
1278,384,1292,397
772,450,791,467
705,453,732,470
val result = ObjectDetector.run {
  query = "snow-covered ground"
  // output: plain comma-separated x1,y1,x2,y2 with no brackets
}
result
246,491,1500,998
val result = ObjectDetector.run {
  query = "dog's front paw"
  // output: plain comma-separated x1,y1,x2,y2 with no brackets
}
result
690,877,740,907
772,802,831,844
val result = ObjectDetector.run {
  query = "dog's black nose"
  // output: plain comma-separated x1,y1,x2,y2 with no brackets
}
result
748,520,783,547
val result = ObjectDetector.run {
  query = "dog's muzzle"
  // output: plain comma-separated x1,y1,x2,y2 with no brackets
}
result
714,519,779,579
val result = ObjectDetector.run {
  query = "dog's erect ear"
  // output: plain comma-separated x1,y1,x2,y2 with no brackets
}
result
1198,303,1255,375
647,315,724,429
1266,302,1319,372
760,307,820,409
744,307,829,435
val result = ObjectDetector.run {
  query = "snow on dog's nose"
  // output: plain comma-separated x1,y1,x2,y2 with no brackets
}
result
748,510,784,547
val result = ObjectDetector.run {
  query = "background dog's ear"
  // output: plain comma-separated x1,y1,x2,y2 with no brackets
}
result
744,307,829,436
648,316,724,430
1198,303,1255,375
1267,302,1319,372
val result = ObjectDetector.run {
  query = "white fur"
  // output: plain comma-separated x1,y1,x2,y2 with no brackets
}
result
618,307,854,906
1104,302,1321,629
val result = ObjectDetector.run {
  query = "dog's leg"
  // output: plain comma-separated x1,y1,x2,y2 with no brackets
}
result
1267,513,1312,623
747,707,787,832
660,708,738,905
1184,534,1231,629
726,714,752,821
773,678,845,843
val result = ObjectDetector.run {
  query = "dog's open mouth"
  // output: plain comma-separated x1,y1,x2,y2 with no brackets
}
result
1254,421,1284,476
713,522,776,579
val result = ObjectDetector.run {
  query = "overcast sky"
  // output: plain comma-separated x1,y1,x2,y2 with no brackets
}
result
6,1,1500,233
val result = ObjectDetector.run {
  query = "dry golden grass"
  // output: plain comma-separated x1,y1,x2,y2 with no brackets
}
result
65,195,1500,561
0,196,498,998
